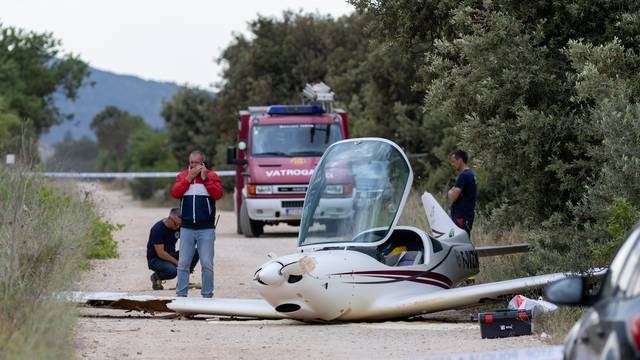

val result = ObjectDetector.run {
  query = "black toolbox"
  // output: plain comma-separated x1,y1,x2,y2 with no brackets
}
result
478,309,533,339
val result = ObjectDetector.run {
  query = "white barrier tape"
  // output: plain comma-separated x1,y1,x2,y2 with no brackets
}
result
408,345,563,360
37,171,236,178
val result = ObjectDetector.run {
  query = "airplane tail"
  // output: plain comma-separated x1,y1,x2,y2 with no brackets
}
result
421,192,532,254
421,192,468,242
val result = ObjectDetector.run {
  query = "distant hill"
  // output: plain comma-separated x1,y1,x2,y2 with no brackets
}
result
40,66,182,144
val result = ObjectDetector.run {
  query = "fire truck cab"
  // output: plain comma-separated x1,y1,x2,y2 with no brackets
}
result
227,83,350,237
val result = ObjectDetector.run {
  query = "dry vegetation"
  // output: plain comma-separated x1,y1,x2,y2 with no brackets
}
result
0,166,118,359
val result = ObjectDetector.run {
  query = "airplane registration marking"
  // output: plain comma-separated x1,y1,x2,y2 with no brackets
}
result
454,250,479,270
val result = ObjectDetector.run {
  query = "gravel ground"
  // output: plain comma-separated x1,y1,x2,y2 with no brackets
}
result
74,183,547,359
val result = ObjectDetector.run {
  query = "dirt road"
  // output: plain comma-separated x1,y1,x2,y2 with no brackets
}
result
75,183,547,359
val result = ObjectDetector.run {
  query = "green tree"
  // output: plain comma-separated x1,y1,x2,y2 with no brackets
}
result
126,128,178,199
90,106,146,172
0,98,22,154
214,12,371,140
161,86,218,164
216,10,449,175
0,23,88,135
562,38,640,264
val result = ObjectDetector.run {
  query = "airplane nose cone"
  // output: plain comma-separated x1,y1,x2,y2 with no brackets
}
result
255,261,285,286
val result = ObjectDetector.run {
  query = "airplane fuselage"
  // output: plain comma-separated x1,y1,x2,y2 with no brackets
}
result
254,227,479,321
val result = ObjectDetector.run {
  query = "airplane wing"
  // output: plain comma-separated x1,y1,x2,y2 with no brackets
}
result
67,291,288,319
364,272,572,320
168,297,287,319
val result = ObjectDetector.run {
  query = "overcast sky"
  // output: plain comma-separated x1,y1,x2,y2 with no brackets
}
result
1,0,355,90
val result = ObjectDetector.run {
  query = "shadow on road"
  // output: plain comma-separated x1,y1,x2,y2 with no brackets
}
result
260,231,298,238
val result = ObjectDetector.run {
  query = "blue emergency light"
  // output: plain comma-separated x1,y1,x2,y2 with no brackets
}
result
266,105,325,115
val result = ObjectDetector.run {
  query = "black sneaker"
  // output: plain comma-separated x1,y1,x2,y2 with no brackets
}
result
150,273,163,290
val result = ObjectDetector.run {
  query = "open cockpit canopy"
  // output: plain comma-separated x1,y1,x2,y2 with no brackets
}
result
298,138,413,247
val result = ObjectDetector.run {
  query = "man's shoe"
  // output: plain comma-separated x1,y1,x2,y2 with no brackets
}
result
150,273,163,290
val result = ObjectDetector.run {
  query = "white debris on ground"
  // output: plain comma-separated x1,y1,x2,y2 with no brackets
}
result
508,295,559,316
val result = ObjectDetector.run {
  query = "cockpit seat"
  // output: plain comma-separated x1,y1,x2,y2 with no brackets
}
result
344,228,427,265
397,251,422,266
378,228,425,265
384,250,422,266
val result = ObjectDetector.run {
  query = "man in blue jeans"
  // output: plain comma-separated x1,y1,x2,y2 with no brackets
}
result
171,150,223,298
147,208,199,290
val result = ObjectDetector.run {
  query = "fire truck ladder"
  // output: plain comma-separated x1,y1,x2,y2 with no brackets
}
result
301,82,335,113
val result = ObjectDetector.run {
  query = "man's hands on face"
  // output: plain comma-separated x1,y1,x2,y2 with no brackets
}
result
186,165,202,182
200,163,208,180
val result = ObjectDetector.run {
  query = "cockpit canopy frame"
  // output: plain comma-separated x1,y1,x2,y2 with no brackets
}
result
298,138,413,249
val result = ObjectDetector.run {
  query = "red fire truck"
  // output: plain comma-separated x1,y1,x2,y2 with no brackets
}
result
227,83,349,237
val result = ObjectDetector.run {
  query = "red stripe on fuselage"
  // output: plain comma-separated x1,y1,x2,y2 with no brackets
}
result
360,275,450,289
431,229,445,238
332,270,453,286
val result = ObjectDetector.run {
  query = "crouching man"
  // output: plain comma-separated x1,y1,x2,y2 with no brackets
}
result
147,207,199,290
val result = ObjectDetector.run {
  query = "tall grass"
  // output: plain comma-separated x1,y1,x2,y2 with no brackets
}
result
0,165,118,359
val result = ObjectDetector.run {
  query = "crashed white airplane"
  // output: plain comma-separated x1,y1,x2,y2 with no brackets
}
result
72,138,568,321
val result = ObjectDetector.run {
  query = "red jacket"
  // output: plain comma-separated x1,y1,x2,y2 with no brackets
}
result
171,169,223,229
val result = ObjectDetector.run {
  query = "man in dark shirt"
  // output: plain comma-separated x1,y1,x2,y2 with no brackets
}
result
147,208,199,290
447,150,477,237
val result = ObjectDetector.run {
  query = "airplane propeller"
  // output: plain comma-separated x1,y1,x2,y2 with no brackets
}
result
254,256,316,286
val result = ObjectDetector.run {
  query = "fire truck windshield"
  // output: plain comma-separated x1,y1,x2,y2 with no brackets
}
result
251,124,343,157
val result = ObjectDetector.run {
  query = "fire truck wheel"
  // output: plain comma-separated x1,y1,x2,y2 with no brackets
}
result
236,213,242,234
240,201,264,237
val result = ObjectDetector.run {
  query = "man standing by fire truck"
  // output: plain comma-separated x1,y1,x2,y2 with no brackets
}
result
171,150,223,298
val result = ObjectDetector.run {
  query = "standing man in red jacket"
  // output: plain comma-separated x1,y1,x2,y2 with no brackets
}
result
171,150,223,298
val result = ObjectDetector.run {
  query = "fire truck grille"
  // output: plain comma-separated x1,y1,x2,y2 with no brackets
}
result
282,201,304,208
